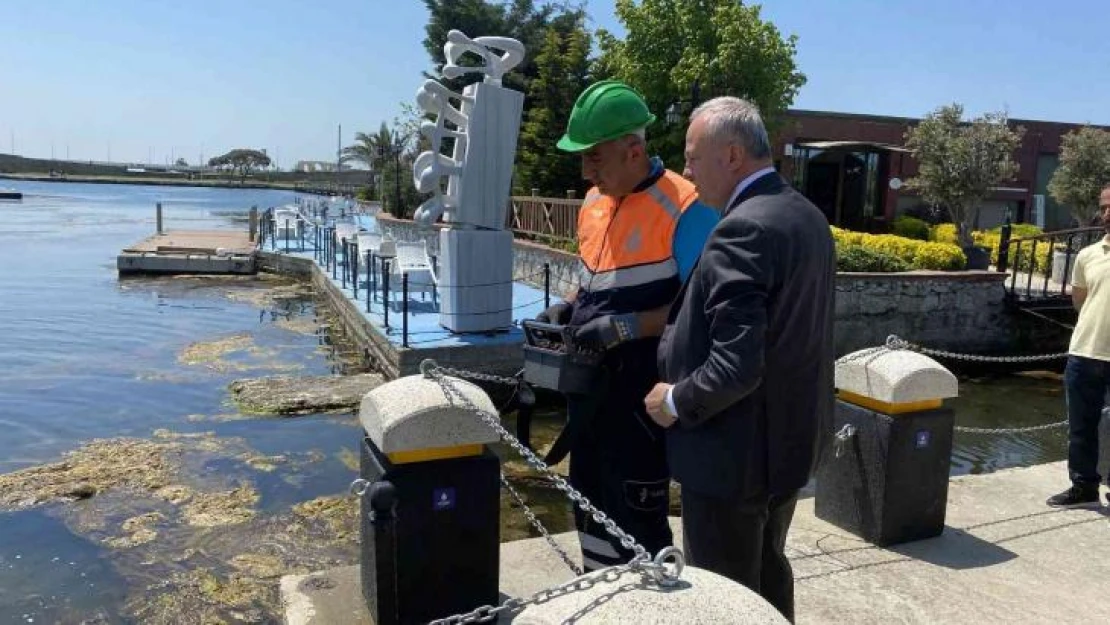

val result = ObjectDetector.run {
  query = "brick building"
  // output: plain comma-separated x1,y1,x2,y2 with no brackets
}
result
772,109,1108,232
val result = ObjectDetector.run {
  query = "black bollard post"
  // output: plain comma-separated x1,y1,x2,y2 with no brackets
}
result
358,393,500,624
382,259,390,330
366,250,373,313
332,232,339,280
543,262,551,310
352,243,360,299
402,273,409,348
351,241,359,288
370,252,378,303
341,239,348,289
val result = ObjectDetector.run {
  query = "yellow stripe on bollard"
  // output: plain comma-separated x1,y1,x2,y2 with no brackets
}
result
836,390,942,415
387,443,483,464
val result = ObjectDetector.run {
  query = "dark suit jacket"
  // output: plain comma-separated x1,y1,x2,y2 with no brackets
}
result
657,172,835,500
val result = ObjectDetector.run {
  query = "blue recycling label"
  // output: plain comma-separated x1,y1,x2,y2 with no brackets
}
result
433,487,456,511
915,430,931,449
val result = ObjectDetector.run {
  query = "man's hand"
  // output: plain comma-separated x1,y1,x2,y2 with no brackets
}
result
569,313,641,351
536,301,572,325
644,383,677,428
570,315,619,351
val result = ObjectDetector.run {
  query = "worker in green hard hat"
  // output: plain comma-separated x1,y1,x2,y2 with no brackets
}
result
534,79,719,571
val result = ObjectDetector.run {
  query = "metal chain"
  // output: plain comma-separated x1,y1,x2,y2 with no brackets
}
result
954,421,1068,434
419,359,685,624
432,559,644,624
837,335,1068,364
435,365,522,387
884,335,1069,363
500,473,584,577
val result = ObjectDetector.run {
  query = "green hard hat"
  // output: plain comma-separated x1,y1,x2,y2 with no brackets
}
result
557,80,656,152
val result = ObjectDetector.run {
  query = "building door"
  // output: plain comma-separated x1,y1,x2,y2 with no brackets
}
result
807,160,839,224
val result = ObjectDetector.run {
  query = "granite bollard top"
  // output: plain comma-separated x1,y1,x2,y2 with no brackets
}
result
835,349,958,403
513,565,789,624
358,373,500,452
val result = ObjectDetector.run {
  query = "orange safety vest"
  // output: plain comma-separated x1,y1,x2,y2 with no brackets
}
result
577,170,698,293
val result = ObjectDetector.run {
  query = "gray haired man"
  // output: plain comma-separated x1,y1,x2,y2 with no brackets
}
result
645,96,835,622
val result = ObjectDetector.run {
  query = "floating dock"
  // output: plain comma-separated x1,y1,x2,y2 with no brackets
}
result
117,230,258,275
118,203,260,275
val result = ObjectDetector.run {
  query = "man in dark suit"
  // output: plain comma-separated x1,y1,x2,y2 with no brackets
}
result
644,96,835,622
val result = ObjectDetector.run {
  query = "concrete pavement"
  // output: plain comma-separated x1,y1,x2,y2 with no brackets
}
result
282,461,1110,624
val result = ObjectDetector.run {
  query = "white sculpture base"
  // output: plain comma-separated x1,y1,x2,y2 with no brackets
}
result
438,227,514,333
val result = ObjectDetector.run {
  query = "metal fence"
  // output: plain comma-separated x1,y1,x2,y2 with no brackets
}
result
507,196,582,242
997,223,1104,302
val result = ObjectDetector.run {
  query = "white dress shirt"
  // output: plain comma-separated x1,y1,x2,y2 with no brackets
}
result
663,166,777,420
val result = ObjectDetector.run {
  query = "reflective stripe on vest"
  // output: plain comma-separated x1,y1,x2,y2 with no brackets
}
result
577,170,697,293
579,257,679,291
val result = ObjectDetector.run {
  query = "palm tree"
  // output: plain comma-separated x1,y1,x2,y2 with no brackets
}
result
341,131,378,196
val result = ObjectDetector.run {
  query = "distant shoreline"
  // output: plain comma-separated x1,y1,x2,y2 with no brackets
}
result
0,172,341,194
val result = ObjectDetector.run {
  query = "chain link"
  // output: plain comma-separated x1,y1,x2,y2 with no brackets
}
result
500,472,583,577
882,335,1068,363
435,365,522,387
954,421,1068,434
419,359,685,624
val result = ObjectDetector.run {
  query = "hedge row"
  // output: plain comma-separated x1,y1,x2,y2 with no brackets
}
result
832,227,966,271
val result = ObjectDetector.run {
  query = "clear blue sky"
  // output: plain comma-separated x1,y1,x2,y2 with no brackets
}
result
1,0,1105,166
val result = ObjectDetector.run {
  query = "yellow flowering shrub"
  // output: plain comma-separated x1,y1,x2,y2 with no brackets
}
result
928,223,1051,274
830,227,966,271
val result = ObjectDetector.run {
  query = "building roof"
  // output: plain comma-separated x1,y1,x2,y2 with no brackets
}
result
794,139,911,153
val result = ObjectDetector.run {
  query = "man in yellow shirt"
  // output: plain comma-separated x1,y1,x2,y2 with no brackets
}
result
1047,183,1110,507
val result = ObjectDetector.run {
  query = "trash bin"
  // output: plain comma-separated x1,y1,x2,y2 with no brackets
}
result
815,349,959,546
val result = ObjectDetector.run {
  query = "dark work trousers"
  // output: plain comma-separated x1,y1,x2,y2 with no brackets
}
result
567,340,673,572
1064,355,1110,486
681,488,800,623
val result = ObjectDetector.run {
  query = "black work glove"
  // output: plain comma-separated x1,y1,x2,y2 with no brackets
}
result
570,314,640,352
536,301,573,325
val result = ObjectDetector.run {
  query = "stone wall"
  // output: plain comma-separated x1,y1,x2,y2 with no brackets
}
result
835,272,1013,355
375,215,1021,357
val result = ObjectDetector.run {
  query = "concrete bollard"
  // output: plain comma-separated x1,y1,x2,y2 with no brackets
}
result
357,373,501,625
156,202,163,234
816,349,958,546
514,566,788,624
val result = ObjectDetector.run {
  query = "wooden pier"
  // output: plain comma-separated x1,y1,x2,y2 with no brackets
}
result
117,204,260,275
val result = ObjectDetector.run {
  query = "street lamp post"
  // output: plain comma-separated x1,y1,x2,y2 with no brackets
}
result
665,79,703,124
378,134,407,218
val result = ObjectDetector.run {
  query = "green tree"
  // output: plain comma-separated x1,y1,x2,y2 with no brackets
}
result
515,24,591,196
422,0,585,97
341,131,380,196
904,104,1025,249
595,0,806,169
1048,126,1110,226
207,149,271,181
